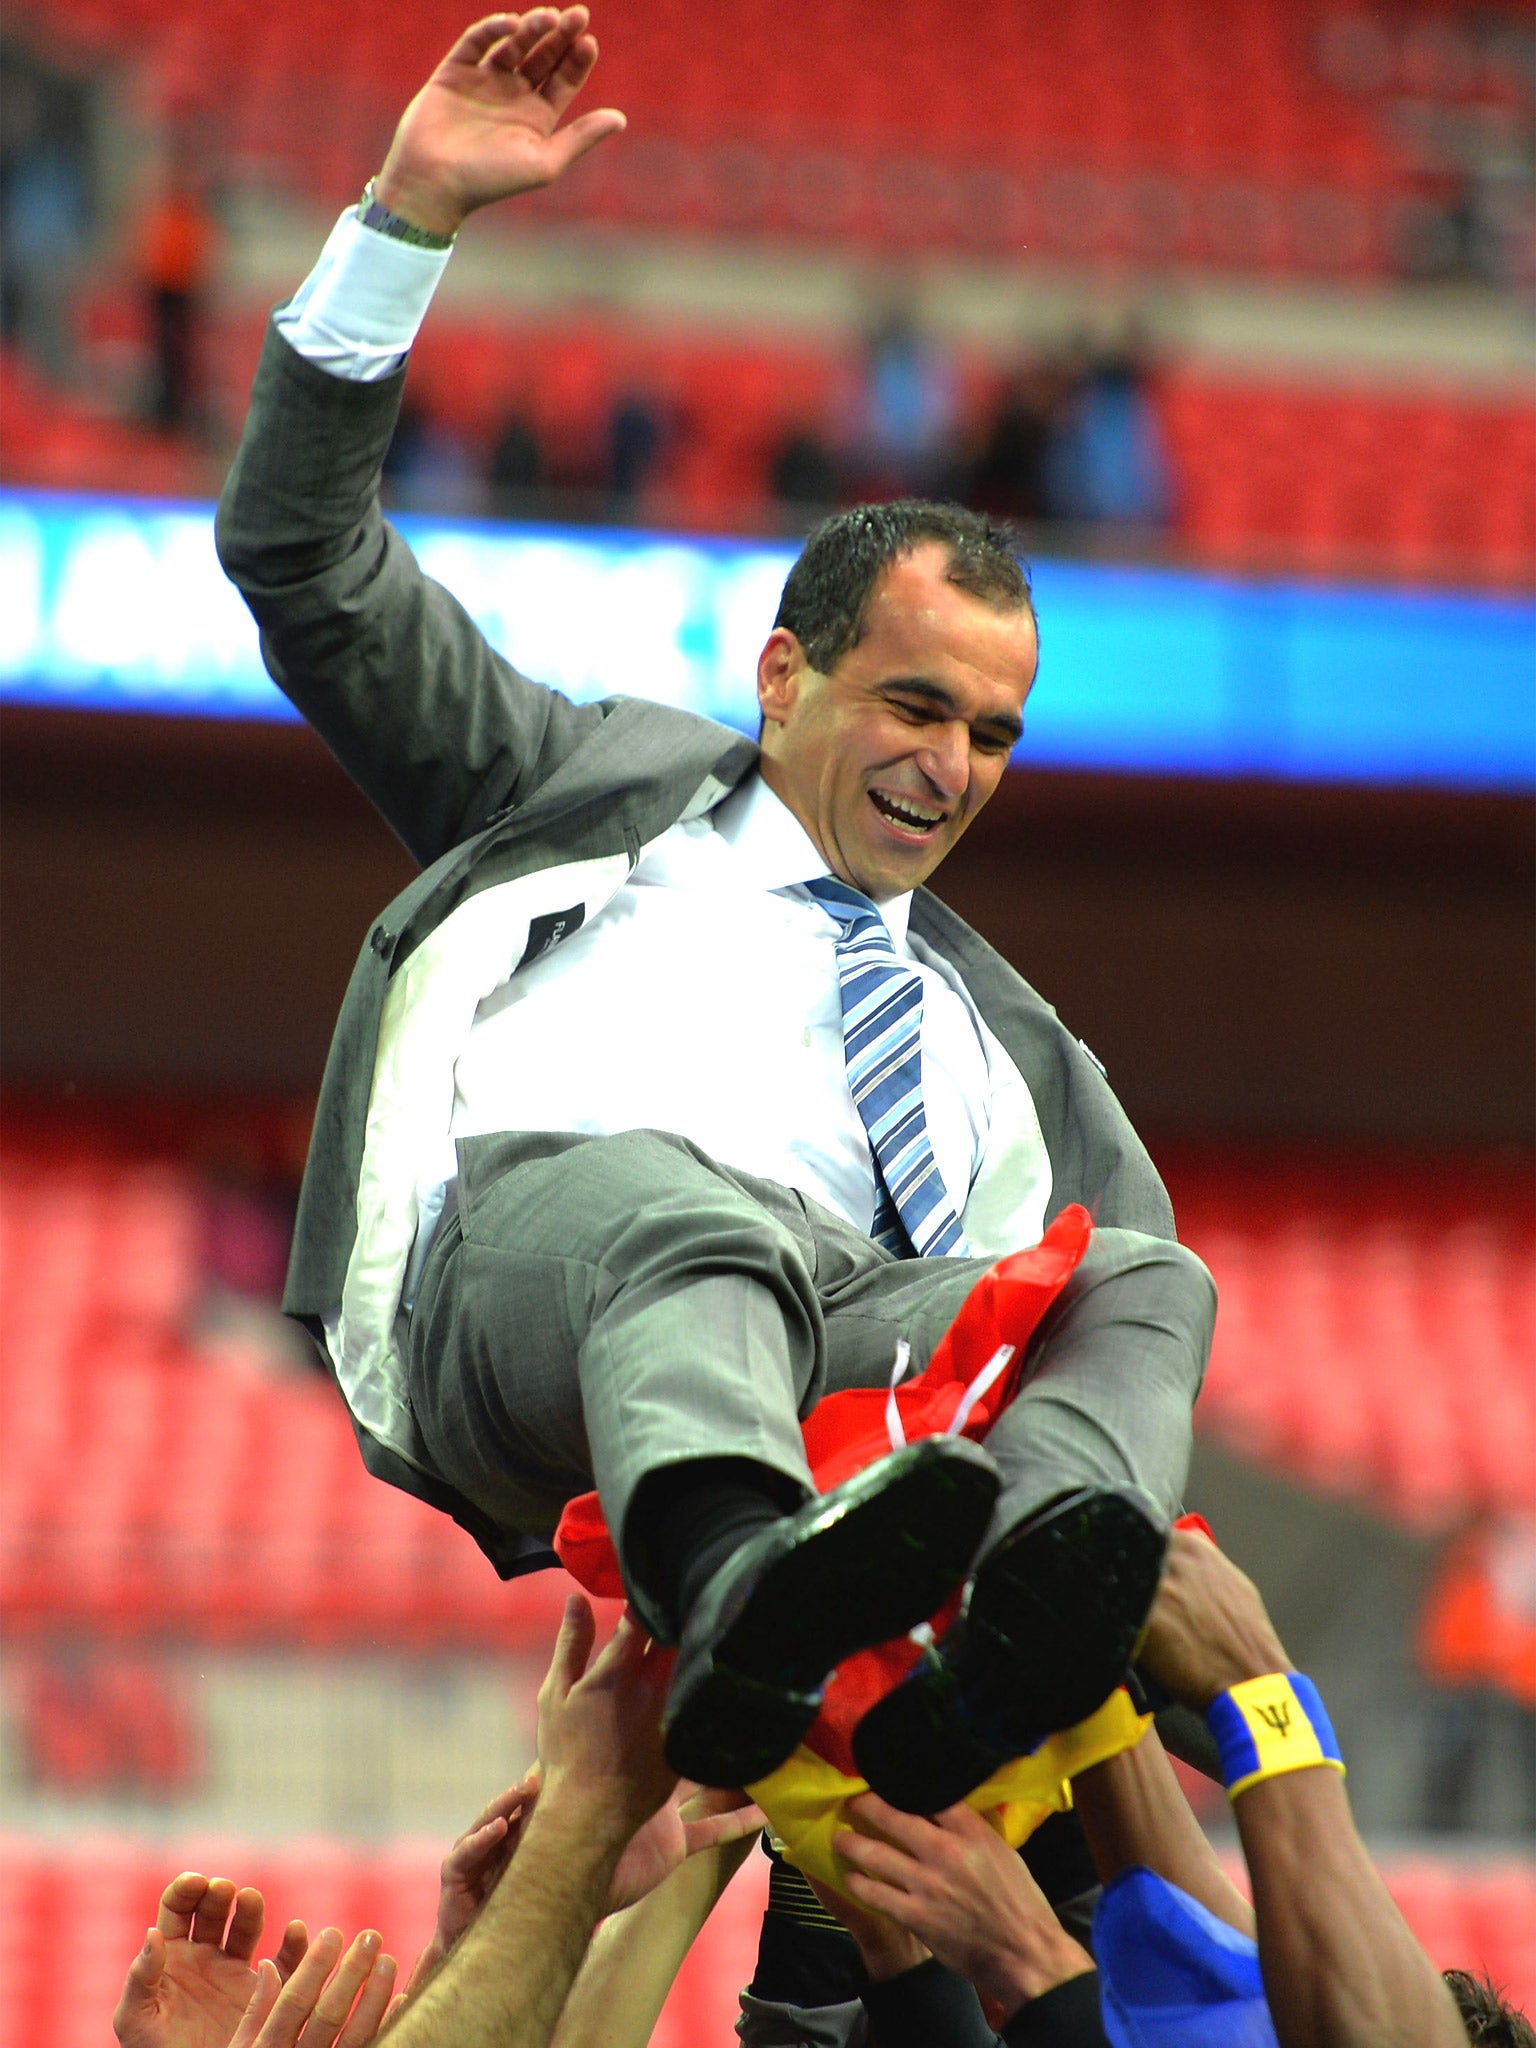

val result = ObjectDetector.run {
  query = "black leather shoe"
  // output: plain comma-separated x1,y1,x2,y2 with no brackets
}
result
662,1435,1000,1788
851,1485,1167,1813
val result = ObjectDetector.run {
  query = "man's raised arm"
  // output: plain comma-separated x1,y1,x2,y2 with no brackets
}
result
1138,1530,1466,2048
215,11,626,866
378,1597,677,2048
370,8,624,238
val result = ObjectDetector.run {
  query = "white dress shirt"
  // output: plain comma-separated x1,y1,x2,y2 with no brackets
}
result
277,207,451,381
447,771,991,1238
279,211,1047,1284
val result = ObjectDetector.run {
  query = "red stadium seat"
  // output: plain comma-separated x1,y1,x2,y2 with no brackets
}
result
8,291,1532,586
0,1832,778,2046
23,0,1508,283
1167,1147,1536,1529
0,1833,1527,2038
1151,375,1535,586
2,1116,1531,1643
1387,1857,1536,1990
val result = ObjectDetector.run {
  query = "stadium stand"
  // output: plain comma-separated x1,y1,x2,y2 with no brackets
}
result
0,1831,782,2048
21,0,1535,281
0,1834,1528,2043
0,1019,1529,2031
4,6,1529,2037
4,314,1532,586
7,0,1532,581
1158,374,1536,585
1168,1147,1536,1530
4,1117,1529,1921
3,1110,1530,1635
0,345,207,498
0,1100,566,1656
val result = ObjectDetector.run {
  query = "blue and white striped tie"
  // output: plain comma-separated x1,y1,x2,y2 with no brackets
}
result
805,876,970,1261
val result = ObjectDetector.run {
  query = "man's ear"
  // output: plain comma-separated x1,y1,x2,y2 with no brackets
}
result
756,628,806,736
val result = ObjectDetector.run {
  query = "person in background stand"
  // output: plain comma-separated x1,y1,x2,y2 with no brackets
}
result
607,388,664,512
852,308,962,500
771,423,840,519
1418,1510,1536,1838
0,54,92,387
138,138,218,432
1042,329,1170,535
486,405,547,517
964,362,1069,530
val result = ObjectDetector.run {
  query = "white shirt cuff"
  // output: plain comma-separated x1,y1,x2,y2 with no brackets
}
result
274,206,452,383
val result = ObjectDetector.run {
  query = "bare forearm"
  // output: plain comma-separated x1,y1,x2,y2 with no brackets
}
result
381,1796,625,2048
550,1834,757,2048
1074,1732,1254,1938
1236,1773,1463,2048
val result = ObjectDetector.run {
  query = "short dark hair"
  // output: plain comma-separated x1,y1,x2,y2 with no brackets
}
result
774,500,1034,677
1445,1969,1536,2046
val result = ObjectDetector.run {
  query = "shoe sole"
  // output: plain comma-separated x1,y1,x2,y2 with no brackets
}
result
853,1486,1166,1812
663,1437,999,1787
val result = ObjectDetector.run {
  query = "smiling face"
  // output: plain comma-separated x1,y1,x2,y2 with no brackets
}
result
755,542,1038,901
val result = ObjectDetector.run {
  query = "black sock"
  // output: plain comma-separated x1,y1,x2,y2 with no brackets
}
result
639,1457,789,1632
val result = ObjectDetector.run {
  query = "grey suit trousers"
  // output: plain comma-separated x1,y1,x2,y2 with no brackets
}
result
406,1129,1216,1622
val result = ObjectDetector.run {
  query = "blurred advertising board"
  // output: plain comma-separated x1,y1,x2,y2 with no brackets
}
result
2,489,1531,790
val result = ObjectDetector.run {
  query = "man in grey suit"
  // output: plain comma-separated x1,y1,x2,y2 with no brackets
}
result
216,6,1216,1811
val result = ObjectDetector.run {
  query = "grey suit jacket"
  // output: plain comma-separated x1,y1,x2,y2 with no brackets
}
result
216,322,1177,1578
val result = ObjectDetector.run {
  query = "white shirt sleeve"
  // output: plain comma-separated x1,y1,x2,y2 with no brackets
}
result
274,207,453,382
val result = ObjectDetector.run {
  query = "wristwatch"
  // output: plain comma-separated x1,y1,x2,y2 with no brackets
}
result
357,177,456,249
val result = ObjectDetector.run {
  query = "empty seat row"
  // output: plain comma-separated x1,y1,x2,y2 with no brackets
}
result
0,1830,772,2046
0,1343,574,1648
1164,1149,1536,1528
0,1832,1528,2042
2,1123,1532,1645
34,0,1529,278
1161,380,1536,581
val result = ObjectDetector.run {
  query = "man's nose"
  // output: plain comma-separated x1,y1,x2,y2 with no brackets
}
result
915,723,970,800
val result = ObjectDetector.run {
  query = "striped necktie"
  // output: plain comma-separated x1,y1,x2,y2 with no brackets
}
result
805,876,970,1261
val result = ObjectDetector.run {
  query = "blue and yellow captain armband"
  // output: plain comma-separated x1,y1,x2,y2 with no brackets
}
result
1205,1671,1346,1804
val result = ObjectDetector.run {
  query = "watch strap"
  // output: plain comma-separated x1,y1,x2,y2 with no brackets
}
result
357,178,456,250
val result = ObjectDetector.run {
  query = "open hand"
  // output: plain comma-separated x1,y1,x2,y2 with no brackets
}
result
536,1595,677,1844
401,1774,538,1997
113,1874,308,2048
374,9,625,238
231,1929,396,2048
